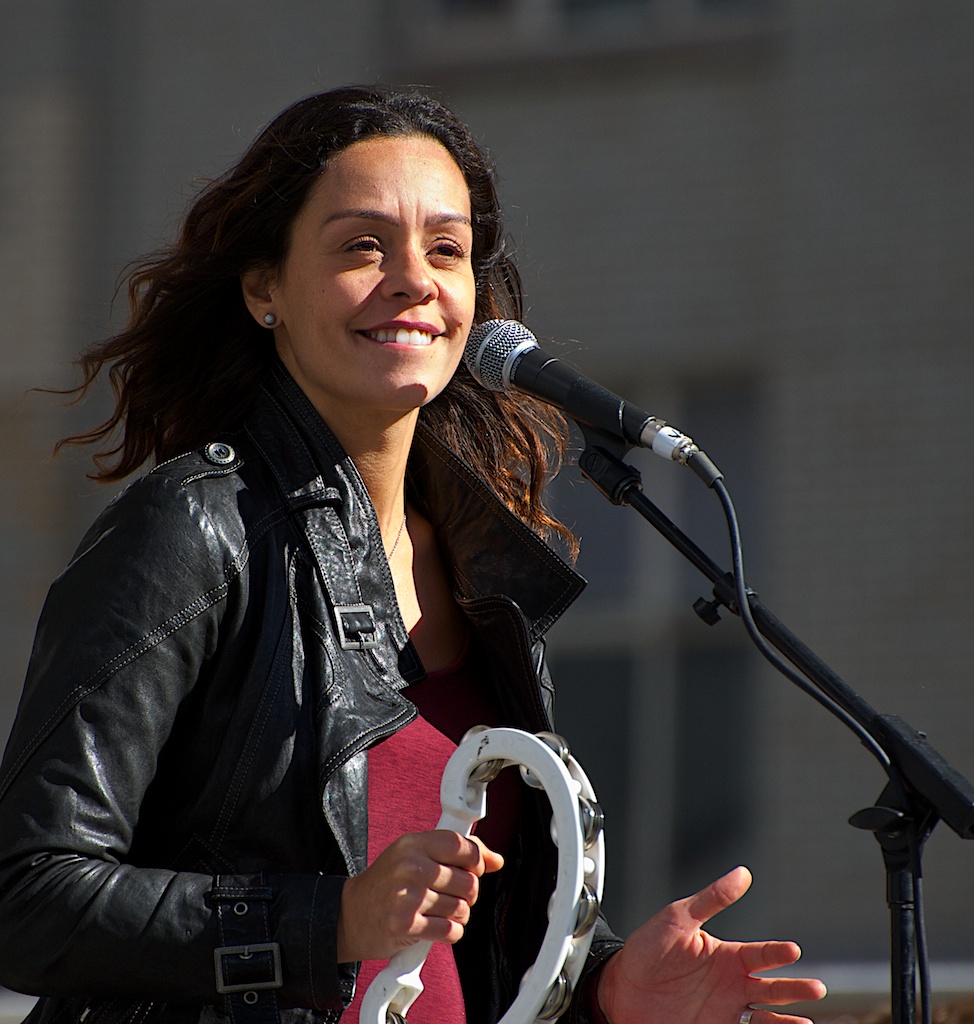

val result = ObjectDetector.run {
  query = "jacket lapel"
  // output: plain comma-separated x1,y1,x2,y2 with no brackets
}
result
409,423,586,640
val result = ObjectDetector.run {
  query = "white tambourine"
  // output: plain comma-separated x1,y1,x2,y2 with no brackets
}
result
360,726,605,1024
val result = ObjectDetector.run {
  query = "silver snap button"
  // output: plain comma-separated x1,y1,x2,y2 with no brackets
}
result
204,442,235,465
233,901,249,916
243,992,258,1005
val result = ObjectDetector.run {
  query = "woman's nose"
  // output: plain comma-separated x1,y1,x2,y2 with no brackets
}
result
382,245,438,303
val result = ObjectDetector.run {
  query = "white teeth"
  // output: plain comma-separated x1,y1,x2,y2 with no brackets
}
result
369,328,433,346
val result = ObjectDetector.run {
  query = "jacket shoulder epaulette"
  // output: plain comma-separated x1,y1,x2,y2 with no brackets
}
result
150,439,245,485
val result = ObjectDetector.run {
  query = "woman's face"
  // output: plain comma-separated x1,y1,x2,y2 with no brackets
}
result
248,134,476,434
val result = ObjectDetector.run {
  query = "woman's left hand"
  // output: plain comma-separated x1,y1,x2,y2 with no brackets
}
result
596,866,827,1024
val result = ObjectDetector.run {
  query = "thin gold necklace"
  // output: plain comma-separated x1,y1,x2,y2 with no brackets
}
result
386,511,407,561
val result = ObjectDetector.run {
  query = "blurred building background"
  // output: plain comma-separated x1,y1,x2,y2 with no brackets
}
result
2,0,973,1010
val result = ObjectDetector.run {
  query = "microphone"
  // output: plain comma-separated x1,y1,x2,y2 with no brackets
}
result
464,320,720,482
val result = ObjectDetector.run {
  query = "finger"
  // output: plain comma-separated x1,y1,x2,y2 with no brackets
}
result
362,839,479,917
391,833,483,897
413,911,466,945
419,891,471,927
740,939,803,973
682,865,753,925
426,830,496,874
422,861,481,906
470,834,505,873
387,887,472,947
746,975,828,1007
410,887,486,946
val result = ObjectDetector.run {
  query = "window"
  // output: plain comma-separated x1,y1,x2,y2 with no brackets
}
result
545,379,765,935
390,0,773,72
670,642,756,893
440,0,512,9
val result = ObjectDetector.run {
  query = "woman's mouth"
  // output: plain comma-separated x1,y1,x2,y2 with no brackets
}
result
363,328,435,346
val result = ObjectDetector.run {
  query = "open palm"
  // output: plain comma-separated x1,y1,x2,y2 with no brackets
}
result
597,866,827,1024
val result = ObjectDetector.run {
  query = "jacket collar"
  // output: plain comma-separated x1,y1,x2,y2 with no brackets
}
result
248,360,585,641
409,424,585,640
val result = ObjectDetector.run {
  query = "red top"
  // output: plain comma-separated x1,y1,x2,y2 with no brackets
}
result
344,642,521,1023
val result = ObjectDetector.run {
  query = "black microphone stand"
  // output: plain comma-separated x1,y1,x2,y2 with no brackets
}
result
574,426,974,1024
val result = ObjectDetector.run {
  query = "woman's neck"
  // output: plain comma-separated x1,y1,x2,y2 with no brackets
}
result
328,409,417,537
318,403,468,672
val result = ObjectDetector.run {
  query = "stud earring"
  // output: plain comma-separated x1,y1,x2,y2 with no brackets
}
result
263,312,277,327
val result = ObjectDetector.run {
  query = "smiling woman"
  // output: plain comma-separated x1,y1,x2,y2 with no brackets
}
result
241,135,477,456
44,87,569,549
0,85,825,1024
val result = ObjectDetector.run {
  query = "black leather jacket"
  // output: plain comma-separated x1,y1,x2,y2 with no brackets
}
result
0,363,622,1024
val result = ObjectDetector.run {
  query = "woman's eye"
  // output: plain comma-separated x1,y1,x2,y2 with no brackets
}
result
348,237,382,253
431,241,466,260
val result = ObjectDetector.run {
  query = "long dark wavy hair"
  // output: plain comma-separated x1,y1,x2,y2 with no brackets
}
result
57,85,574,552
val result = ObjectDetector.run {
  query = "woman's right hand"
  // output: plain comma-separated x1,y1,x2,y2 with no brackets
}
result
336,830,504,963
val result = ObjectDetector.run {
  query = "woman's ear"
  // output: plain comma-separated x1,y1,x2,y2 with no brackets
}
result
241,266,279,328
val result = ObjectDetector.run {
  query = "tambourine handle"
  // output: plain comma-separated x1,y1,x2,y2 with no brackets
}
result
357,787,485,1018
359,727,605,1024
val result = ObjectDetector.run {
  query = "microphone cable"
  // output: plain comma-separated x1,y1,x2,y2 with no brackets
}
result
709,474,930,1024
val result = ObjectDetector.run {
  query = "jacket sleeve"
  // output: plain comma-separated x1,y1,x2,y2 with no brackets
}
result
568,930,625,1024
0,472,347,1011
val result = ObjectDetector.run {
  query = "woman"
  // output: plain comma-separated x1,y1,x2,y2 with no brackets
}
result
0,86,825,1024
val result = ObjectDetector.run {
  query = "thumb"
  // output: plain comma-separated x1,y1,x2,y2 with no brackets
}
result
683,865,752,926
471,835,505,874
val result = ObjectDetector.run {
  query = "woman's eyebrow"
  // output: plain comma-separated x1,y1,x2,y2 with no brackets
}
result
322,208,472,228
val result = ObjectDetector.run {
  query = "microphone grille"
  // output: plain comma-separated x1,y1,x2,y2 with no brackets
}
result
464,320,538,392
